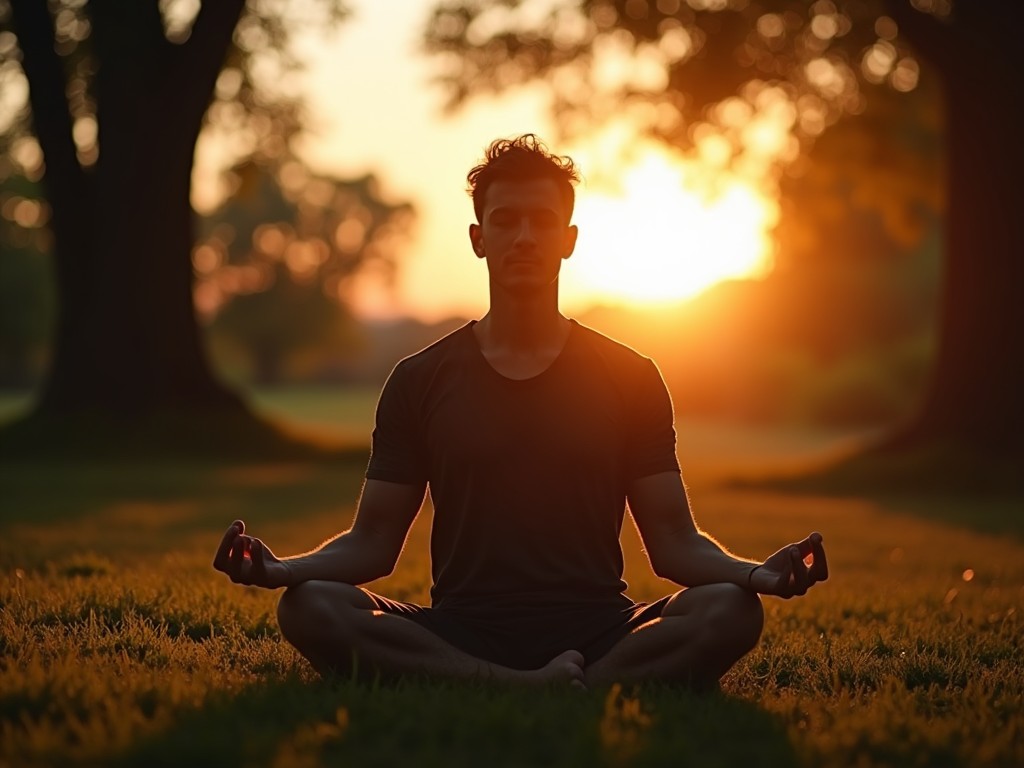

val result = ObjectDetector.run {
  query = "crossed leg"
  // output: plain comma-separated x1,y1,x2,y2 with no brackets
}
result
584,583,764,690
276,581,585,687
278,582,761,691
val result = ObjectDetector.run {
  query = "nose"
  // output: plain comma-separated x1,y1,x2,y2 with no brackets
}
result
513,216,537,247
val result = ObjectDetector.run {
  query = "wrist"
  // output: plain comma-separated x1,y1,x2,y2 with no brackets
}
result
281,558,301,588
746,564,760,591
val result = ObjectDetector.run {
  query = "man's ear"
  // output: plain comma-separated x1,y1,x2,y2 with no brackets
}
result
468,223,485,258
562,224,579,260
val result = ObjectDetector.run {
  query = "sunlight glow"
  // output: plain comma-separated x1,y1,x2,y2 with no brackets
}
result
569,150,774,305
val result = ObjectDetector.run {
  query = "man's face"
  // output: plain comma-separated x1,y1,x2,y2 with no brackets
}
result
469,178,578,292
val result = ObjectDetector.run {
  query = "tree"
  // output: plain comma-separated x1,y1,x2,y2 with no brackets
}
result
0,0,353,451
424,0,1024,456
198,160,413,384
0,173,54,387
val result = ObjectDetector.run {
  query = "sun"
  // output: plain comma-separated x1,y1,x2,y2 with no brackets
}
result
565,150,775,307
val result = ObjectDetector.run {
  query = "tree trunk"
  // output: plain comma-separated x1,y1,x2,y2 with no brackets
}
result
11,0,248,421
0,0,329,461
891,7,1024,454
37,136,245,417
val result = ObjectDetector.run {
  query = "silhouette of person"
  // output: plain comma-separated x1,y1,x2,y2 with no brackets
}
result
213,135,828,689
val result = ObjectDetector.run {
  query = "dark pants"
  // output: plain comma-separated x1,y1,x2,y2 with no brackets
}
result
364,591,674,670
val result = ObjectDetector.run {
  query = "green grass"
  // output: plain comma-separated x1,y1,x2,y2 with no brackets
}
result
1,400,1022,767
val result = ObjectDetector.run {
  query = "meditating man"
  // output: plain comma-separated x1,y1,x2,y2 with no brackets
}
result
213,134,828,690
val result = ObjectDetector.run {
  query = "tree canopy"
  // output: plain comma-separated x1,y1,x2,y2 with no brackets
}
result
0,0,348,184
426,1,935,158
199,160,413,384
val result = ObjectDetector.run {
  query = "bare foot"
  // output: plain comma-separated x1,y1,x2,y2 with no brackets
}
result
534,650,587,690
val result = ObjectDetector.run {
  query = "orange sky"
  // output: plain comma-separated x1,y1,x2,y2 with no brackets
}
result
193,0,779,323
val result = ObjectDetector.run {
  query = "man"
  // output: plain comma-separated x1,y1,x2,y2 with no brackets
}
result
213,135,828,690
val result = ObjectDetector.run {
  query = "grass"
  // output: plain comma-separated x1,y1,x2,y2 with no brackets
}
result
1,395,1022,767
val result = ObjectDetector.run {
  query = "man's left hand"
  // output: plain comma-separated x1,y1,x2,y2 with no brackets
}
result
749,532,829,598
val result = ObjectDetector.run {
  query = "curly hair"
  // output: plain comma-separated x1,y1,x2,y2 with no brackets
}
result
466,134,581,223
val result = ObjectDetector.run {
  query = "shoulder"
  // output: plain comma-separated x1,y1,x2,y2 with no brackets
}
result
570,320,660,373
386,321,475,384
568,320,671,403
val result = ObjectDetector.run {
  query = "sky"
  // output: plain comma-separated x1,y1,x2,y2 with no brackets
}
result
291,0,560,322
197,0,778,323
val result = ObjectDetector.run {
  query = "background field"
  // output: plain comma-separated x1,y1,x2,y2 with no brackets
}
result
1,391,1022,767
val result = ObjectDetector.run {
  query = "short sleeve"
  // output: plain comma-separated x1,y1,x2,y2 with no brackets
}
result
625,358,680,480
365,363,429,484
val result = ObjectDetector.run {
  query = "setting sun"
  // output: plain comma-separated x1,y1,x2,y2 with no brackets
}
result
567,151,776,306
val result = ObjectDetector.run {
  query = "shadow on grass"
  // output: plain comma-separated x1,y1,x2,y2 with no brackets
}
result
110,677,798,768
724,438,1024,539
0,402,367,465
0,451,369,527
0,384,373,525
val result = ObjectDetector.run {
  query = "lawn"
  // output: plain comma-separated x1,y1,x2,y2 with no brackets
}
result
0,395,1021,767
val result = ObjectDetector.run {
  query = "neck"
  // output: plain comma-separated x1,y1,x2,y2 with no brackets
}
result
476,282,567,351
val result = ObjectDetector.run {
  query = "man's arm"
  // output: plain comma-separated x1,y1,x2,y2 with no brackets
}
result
627,471,828,596
285,479,427,584
213,479,426,589
627,472,753,587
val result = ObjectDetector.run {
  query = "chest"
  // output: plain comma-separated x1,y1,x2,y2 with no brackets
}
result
420,364,627,476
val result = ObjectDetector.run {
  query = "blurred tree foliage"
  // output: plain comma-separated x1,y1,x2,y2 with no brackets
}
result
424,0,1024,454
0,156,415,390
0,0,371,444
0,173,53,387
197,161,413,384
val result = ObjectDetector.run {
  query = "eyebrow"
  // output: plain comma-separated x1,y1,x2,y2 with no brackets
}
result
488,204,560,216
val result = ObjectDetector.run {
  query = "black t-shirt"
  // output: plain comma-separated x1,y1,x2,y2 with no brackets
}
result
366,320,680,611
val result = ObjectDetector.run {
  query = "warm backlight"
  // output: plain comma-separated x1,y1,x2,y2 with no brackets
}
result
568,151,774,305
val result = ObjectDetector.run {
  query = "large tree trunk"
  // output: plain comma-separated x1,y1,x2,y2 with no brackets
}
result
889,4,1024,454
11,0,247,421
0,0,331,459
38,142,244,416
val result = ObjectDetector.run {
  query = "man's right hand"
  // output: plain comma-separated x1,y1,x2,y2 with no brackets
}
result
213,520,294,589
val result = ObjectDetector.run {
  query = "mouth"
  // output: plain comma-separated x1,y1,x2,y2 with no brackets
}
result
506,254,540,266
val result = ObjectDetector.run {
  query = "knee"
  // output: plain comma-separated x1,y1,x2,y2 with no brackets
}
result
706,583,764,652
676,583,764,654
276,581,368,645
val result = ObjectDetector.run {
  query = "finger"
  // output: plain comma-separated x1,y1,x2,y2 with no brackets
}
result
251,539,268,583
809,532,829,582
229,537,247,581
237,539,256,585
790,547,811,595
793,536,815,559
213,521,244,570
